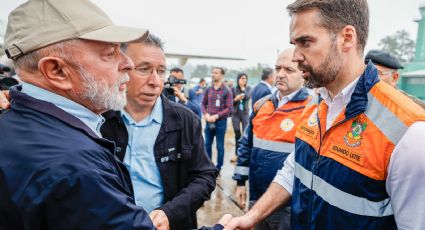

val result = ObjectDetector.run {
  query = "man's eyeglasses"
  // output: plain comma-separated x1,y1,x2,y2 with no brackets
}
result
377,70,395,76
133,66,167,79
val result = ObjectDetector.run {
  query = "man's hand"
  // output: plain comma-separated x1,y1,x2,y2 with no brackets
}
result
205,113,218,123
210,114,218,123
205,113,211,122
218,214,233,227
173,87,187,104
234,94,244,102
196,88,204,95
0,90,11,110
149,210,170,230
223,214,256,230
235,186,247,209
226,183,292,230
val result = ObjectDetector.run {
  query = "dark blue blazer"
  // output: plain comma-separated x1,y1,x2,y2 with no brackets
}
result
251,82,272,108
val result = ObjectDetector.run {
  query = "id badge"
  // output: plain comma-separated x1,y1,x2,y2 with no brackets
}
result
215,99,220,107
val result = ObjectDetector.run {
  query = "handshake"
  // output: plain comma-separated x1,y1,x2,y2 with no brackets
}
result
212,213,257,230
197,213,256,230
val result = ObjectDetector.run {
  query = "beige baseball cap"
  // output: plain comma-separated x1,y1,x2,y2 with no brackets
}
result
4,0,149,60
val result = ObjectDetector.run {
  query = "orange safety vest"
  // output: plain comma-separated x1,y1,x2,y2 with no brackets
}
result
233,88,311,200
292,63,425,229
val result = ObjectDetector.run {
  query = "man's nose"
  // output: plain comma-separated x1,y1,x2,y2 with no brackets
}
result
147,72,162,86
119,50,134,72
292,48,304,63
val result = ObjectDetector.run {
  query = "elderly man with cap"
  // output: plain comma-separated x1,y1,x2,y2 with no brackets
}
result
365,49,425,109
0,0,158,229
0,1,232,229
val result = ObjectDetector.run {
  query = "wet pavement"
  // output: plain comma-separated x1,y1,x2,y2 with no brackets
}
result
197,119,247,226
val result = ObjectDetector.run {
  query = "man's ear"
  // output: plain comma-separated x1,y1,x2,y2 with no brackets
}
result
340,25,357,53
38,57,74,90
392,72,400,87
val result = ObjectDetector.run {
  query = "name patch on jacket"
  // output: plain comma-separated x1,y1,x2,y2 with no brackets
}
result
299,125,318,139
329,142,364,165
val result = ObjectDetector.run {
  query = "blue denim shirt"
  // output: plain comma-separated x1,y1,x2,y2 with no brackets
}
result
20,82,105,137
121,97,164,213
189,85,205,106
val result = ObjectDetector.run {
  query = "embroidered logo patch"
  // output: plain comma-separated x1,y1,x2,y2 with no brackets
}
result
308,108,318,127
343,118,367,147
280,118,295,132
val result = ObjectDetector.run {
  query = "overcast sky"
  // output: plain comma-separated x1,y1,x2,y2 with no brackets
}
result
1,0,424,69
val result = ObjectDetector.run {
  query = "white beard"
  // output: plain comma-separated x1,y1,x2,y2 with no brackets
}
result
79,69,129,111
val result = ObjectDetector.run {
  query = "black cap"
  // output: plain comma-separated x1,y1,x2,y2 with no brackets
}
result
365,50,403,69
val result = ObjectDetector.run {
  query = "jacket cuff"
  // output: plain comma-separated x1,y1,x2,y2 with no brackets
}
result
158,206,178,230
237,180,246,186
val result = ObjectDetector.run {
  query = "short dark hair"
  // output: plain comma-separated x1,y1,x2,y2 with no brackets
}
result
170,67,184,74
261,67,274,80
213,67,225,75
287,0,369,54
199,78,206,83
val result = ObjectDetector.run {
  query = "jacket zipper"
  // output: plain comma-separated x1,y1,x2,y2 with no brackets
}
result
306,107,353,229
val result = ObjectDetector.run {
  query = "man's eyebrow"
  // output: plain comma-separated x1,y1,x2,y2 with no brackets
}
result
134,62,166,68
100,42,120,51
290,35,311,45
293,35,310,43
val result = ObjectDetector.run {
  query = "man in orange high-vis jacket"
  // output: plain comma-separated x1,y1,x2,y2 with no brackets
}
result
232,48,310,230
223,0,425,229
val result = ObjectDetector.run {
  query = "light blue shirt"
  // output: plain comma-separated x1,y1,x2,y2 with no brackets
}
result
20,82,105,137
121,97,164,213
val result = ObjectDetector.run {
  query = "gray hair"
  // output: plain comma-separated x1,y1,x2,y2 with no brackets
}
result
121,33,164,52
13,39,81,72
287,0,369,55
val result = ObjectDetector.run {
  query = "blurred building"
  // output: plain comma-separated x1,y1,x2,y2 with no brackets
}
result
400,4,425,100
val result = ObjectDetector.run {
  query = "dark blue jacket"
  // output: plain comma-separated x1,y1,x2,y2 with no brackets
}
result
0,87,154,230
251,82,272,109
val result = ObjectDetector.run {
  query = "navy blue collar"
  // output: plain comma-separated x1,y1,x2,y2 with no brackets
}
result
9,86,100,139
345,61,380,119
271,87,310,108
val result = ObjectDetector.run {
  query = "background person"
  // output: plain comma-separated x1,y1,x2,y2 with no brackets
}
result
233,48,309,230
251,68,275,108
230,72,252,163
202,67,233,173
189,78,207,109
365,49,425,109
166,67,202,117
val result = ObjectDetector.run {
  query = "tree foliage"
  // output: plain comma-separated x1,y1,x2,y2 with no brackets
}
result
378,29,415,63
